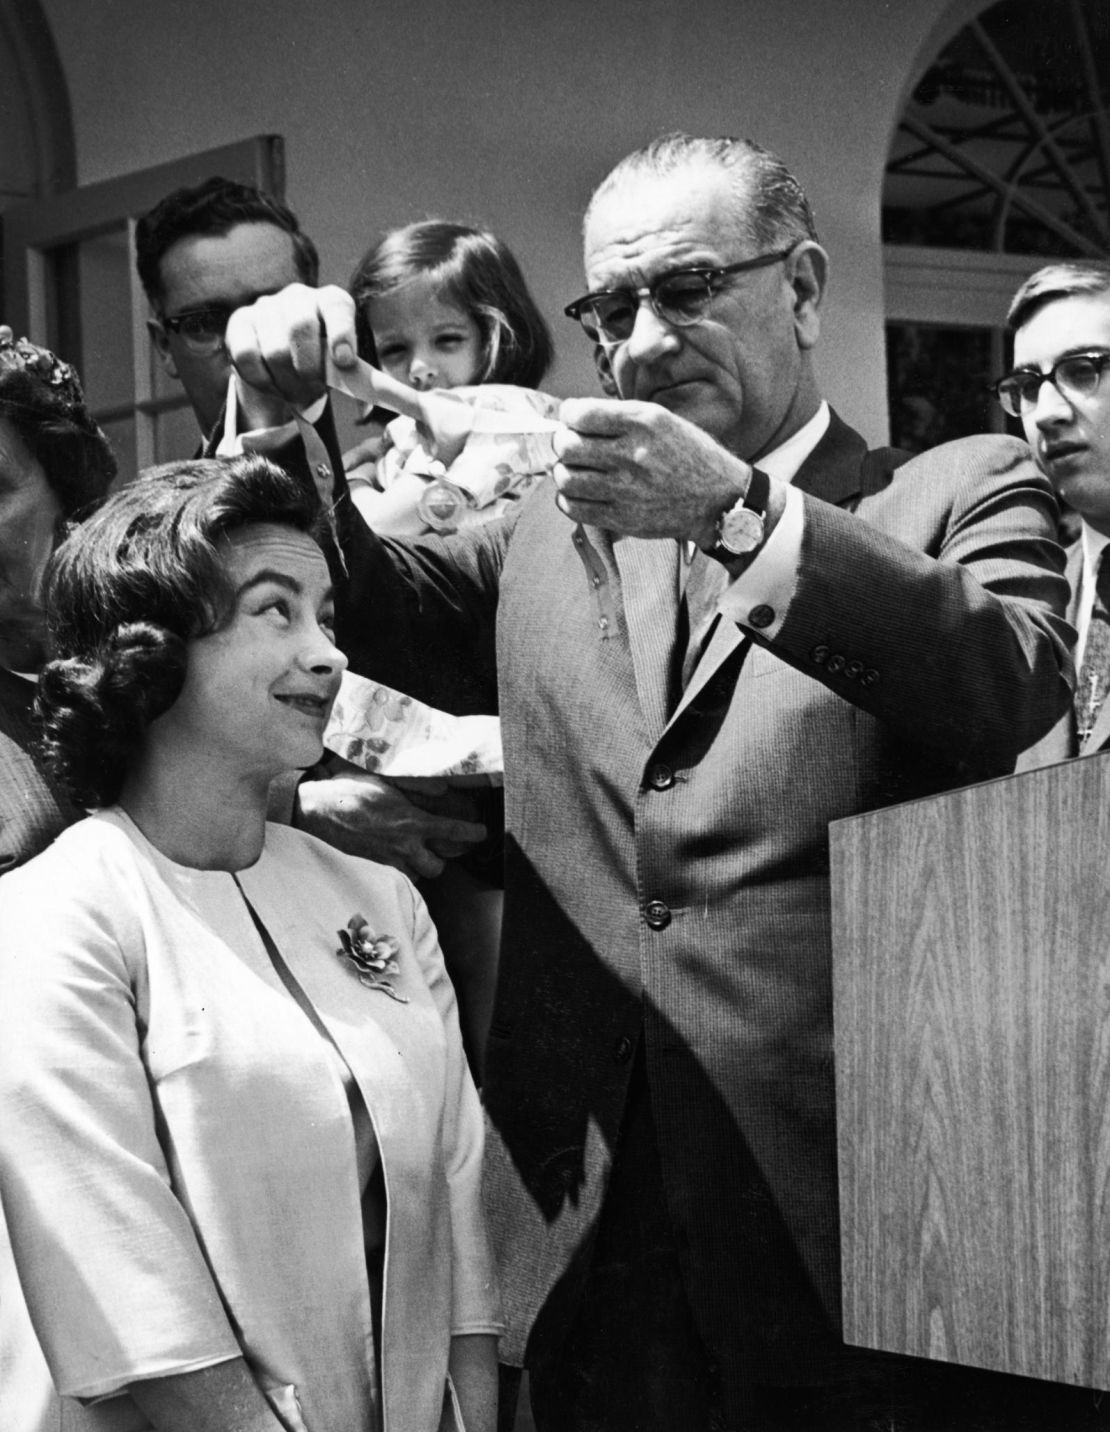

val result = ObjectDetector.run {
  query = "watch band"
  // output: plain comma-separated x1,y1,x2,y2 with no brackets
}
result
741,466,770,520
707,466,770,561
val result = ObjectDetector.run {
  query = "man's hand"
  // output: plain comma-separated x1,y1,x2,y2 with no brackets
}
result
295,768,487,880
225,283,359,411
552,397,784,546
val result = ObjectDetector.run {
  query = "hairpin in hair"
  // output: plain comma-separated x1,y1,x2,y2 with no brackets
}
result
0,325,87,409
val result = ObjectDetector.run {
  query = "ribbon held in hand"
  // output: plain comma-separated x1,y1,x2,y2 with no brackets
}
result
324,354,561,531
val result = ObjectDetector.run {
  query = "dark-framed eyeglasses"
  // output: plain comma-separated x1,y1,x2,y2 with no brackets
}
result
158,304,238,355
563,246,797,346
159,291,280,356
990,350,1110,418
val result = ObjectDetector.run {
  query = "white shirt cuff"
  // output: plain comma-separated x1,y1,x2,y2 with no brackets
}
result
715,482,804,640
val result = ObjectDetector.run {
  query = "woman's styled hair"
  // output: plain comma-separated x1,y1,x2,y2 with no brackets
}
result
37,454,321,810
0,331,117,523
349,220,554,388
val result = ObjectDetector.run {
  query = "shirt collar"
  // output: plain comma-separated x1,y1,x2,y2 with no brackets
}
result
757,401,831,486
1081,520,1110,575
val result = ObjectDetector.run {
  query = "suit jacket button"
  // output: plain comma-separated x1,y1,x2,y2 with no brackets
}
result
845,659,863,679
861,667,879,687
827,653,846,673
811,644,829,664
645,900,672,930
647,762,675,790
614,1035,634,1063
749,603,775,629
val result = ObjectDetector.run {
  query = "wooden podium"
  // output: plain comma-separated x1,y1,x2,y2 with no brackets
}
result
831,750,1110,1391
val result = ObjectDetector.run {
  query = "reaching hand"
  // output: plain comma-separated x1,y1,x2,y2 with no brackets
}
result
225,283,360,411
551,397,782,546
295,765,487,880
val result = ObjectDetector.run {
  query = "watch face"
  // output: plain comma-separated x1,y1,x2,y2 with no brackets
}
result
718,505,765,554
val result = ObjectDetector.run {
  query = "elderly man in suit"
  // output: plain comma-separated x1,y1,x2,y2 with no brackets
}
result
1001,261,1110,766
226,134,1094,1431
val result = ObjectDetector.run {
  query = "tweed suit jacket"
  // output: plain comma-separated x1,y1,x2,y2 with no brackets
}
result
0,668,78,874
1018,538,1110,767
328,409,1071,1395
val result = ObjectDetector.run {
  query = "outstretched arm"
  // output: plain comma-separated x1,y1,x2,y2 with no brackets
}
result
295,761,488,880
226,283,360,412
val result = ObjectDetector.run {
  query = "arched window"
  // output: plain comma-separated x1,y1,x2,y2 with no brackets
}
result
0,4,284,482
0,2,74,213
883,0,1109,450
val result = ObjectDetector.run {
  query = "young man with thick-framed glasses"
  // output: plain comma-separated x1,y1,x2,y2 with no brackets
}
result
223,133,1090,1432
136,177,318,437
1003,259,1110,765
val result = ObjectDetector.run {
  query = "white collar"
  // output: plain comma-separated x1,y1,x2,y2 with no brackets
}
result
1081,520,1110,574
757,401,831,486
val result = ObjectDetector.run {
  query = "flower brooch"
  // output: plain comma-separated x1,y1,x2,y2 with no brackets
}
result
336,915,409,1003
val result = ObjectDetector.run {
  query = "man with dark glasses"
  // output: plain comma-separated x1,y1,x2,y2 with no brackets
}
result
224,134,1081,1431
1002,260,1110,766
136,176,318,436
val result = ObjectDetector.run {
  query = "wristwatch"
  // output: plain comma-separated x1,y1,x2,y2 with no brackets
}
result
706,466,770,561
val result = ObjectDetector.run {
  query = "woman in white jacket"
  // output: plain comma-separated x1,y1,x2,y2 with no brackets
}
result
0,453,500,1432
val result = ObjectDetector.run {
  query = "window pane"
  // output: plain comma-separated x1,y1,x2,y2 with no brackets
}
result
72,227,134,412
886,323,1008,452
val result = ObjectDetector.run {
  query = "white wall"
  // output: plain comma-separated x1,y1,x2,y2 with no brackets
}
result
40,0,973,443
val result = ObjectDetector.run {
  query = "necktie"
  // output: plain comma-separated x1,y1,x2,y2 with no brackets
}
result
1076,548,1110,747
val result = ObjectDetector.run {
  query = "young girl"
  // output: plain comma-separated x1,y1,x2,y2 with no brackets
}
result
335,223,557,1072
342,221,556,536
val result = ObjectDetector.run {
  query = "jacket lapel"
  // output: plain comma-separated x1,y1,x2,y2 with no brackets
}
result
611,534,683,738
790,408,870,506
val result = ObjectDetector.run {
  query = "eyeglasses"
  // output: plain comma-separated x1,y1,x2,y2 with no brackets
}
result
990,351,1110,418
158,305,238,356
563,246,797,345
159,292,276,356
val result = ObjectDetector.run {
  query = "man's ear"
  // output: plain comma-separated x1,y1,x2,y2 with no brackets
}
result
147,316,178,379
788,242,829,352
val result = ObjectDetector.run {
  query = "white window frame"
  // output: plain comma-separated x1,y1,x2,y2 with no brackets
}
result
1,135,285,473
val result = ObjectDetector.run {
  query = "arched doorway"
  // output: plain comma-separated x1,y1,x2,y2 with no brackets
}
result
0,1,74,216
882,0,1110,451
